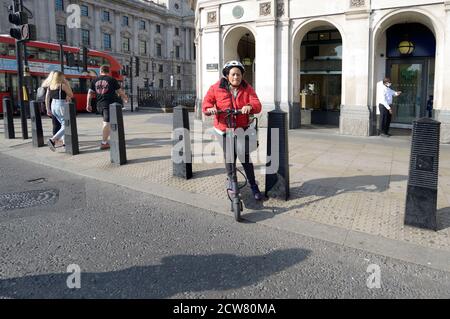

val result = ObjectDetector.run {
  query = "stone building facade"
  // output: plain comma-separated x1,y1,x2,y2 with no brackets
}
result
1,0,196,92
192,0,450,143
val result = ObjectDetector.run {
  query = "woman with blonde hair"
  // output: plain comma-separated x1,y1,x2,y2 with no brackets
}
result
45,71,74,151
39,71,60,136
40,71,55,89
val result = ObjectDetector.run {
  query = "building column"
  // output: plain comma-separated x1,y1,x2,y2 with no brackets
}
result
255,21,277,127
149,20,155,59
115,12,121,53
277,18,295,128
339,6,371,136
133,17,140,92
94,6,101,50
48,0,57,42
200,27,221,94
166,24,174,87
184,27,189,61
32,0,51,42
434,1,450,143
199,6,221,119
133,17,139,53
195,27,203,118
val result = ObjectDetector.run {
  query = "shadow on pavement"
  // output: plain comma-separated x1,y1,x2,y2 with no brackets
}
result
0,249,310,299
127,156,172,164
436,207,450,231
125,137,172,150
193,167,225,179
78,140,105,154
241,175,408,223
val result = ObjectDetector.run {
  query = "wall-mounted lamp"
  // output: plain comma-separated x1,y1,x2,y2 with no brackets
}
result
398,36,414,55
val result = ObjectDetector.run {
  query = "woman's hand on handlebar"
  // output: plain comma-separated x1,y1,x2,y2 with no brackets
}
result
206,106,218,115
241,105,252,114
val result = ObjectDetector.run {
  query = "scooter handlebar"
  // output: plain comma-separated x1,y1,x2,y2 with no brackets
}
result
205,109,242,116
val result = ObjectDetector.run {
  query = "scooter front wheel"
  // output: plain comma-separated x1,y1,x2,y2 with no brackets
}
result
232,198,242,222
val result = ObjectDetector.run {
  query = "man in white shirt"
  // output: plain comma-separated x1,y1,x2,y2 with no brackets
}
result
376,77,402,137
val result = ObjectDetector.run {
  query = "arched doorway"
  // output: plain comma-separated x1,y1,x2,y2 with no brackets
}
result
373,12,437,128
223,27,255,87
292,21,343,127
386,23,435,126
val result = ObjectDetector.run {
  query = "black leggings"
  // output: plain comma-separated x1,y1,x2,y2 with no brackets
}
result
220,134,256,186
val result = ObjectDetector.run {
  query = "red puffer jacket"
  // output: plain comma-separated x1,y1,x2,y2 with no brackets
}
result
202,78,262,132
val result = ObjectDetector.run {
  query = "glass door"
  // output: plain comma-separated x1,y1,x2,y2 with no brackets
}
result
387,59,427,125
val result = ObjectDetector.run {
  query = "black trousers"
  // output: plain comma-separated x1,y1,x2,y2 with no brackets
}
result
221,134,256,186
379,104,391,135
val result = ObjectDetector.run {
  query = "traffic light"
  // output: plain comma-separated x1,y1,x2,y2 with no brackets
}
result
21,23,37,41
134,56,140,77
9,11,28,25
9,9,36,41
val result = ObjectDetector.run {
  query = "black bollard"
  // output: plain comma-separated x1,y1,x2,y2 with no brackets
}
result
109,103,127,165
64,102,79,155
172,105,192,179
405,118,440,231
265,108,290,200
2,97,15,139
30,101,44,147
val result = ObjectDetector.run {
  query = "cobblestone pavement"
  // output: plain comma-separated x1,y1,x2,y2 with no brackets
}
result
1,111,449,253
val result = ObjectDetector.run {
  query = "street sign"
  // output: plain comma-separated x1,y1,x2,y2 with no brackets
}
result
206,63,218,71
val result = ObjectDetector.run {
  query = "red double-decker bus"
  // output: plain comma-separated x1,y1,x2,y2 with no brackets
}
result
0,35,123,114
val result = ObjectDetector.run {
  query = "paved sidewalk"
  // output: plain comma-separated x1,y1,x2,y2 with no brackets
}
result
1,111,449,271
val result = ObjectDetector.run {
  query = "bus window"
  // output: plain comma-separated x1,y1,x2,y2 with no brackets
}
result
38,48,59,62
26,46,39,60
0,43,9,56
88,56,101,66
88,56,110,67
0,43,15,57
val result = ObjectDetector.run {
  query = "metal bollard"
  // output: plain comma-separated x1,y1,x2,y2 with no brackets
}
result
64,102,79,155
109,103,127,165
2,96,15,139
404,118,440,231
265,108,290,200
30,101,44,147
172,105,192,179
